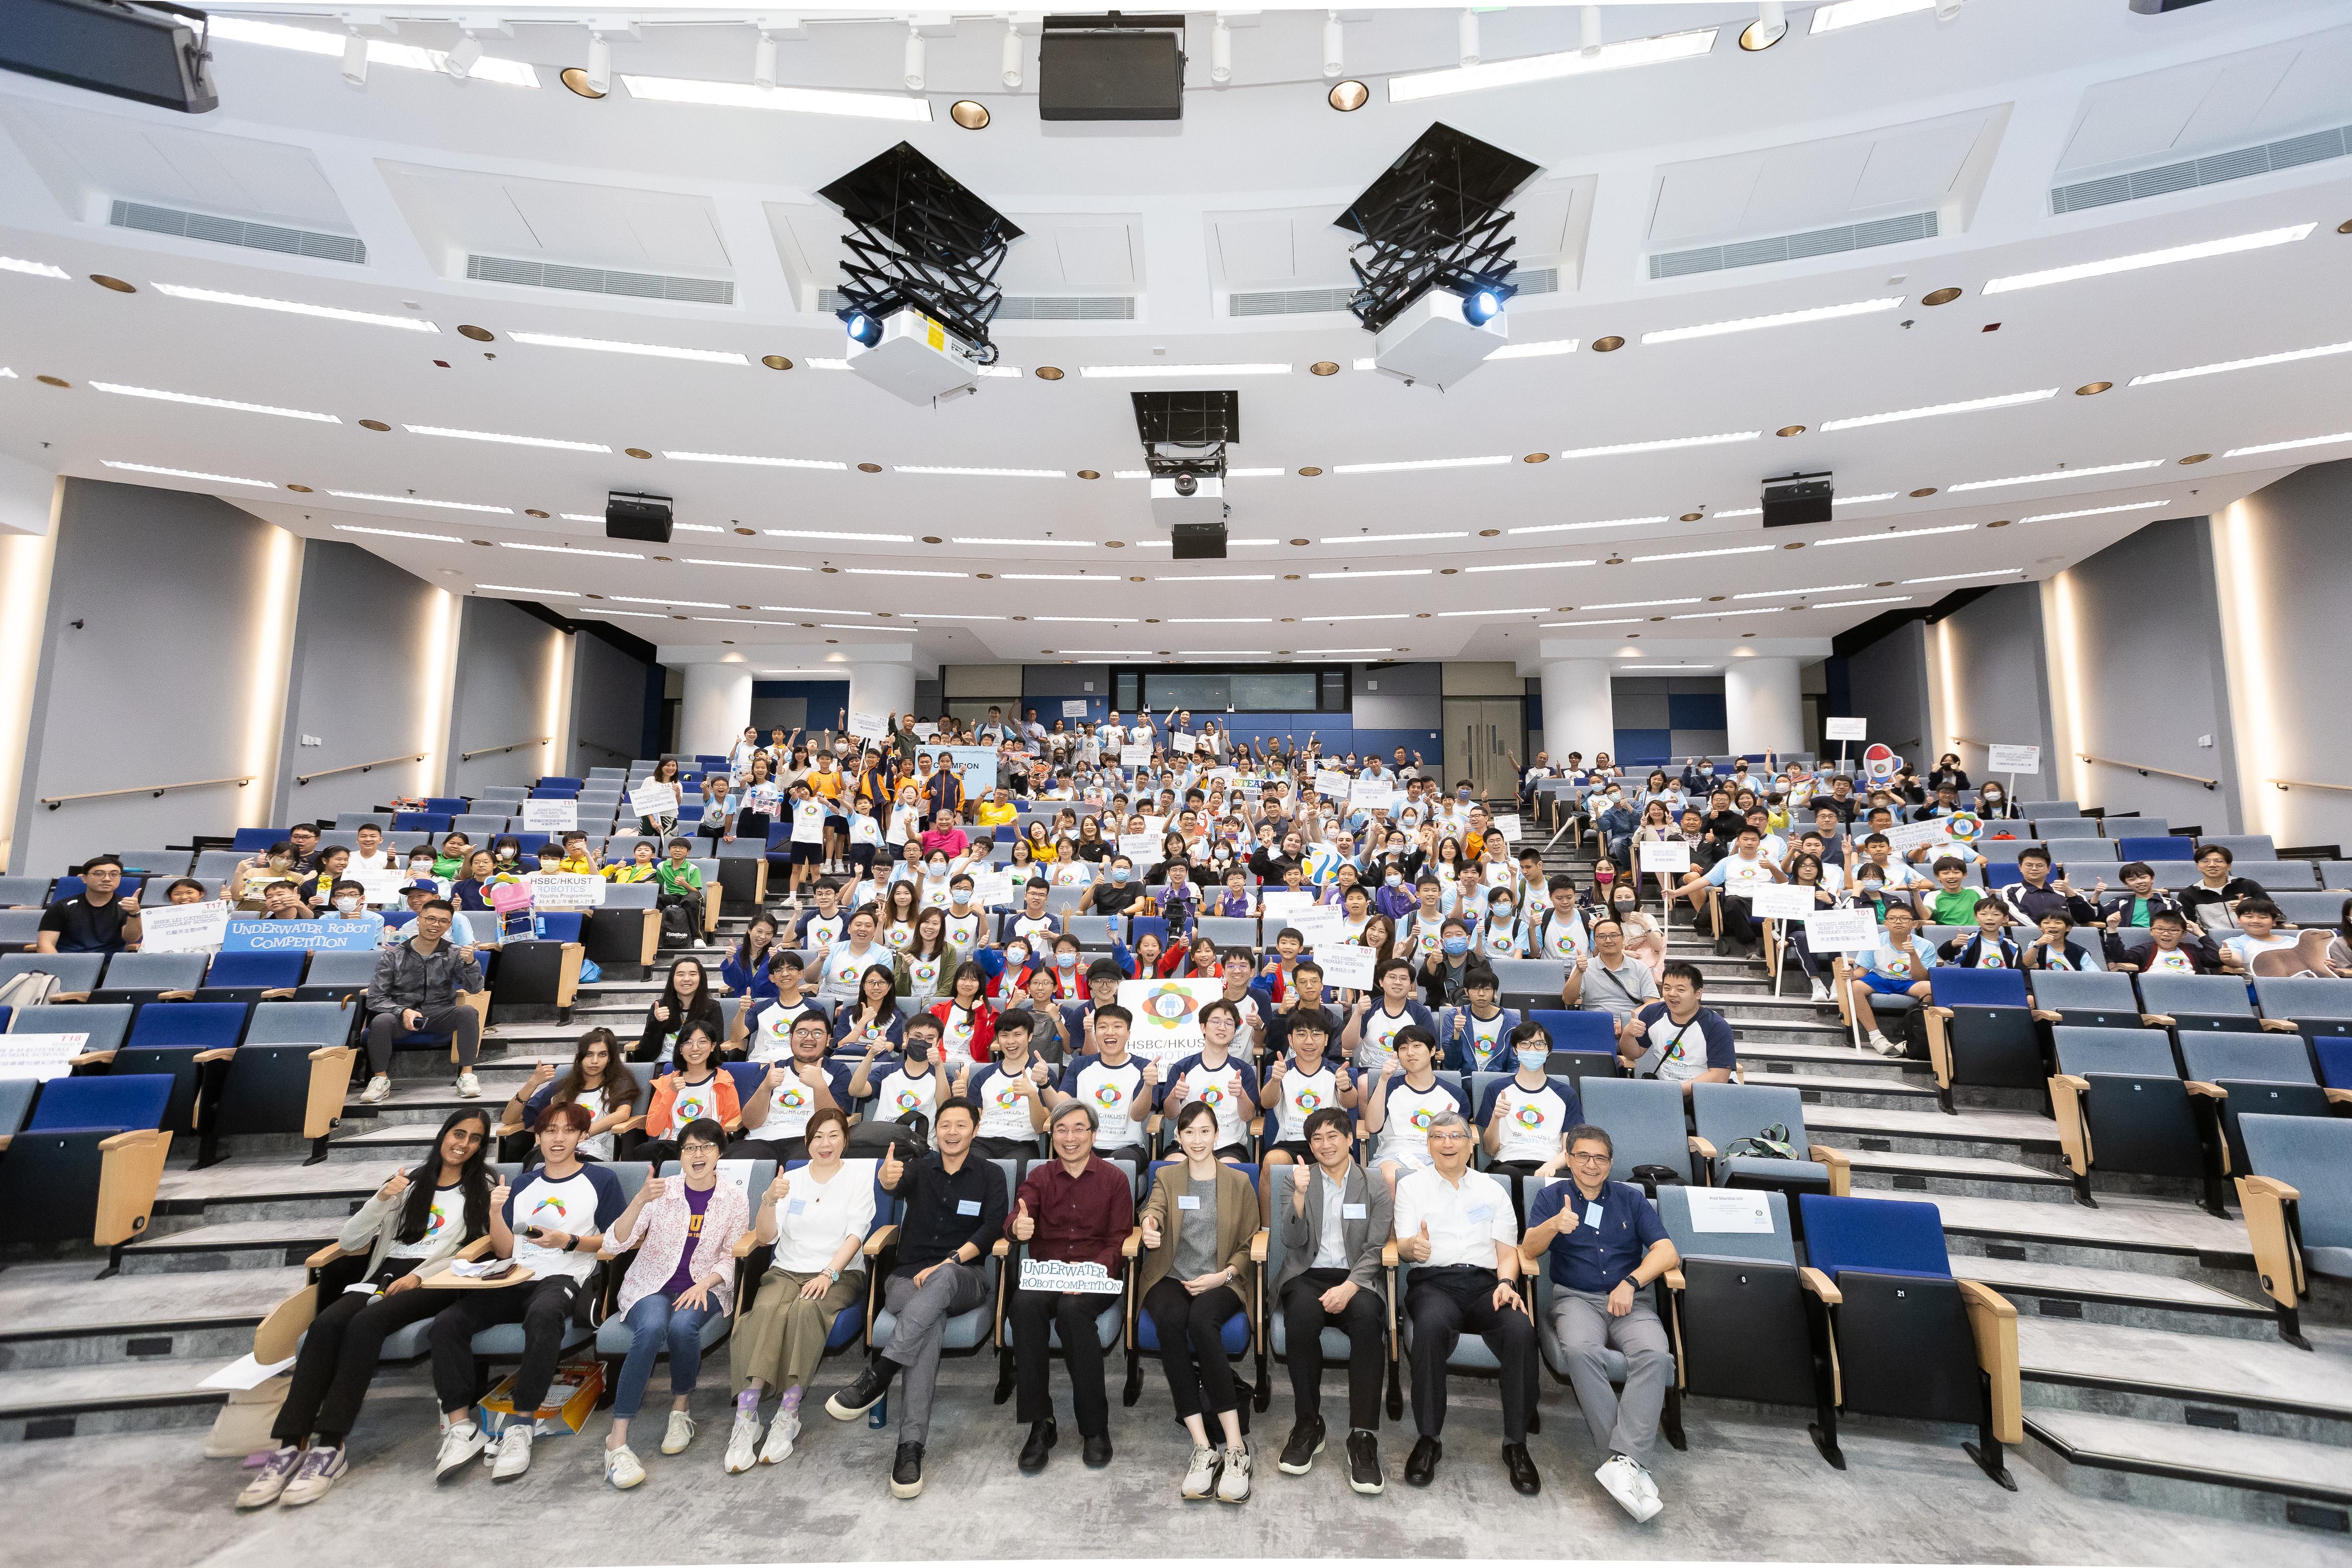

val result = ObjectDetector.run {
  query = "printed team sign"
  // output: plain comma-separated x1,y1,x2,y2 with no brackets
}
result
1824,717,1868,743
1748,883,1817,921
848,711,889,743
1119,743,1152,768
224,919,380,953
1312,943,1377,991
1061,699,1090,719
629,781,679,820
1987,744,2042,774
0,1033,90,1080
1168,731,1197,756
1636,840,1691,873
532,873,606,909
520,798,577,833
1020,1259,1122,1294
140,898,229,953
1118,977,1224,1067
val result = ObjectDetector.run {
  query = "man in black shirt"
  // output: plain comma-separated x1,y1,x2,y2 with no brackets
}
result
37,855,144,954
1081,856,1150,918
825,1098,1006,1498
285,823,325,876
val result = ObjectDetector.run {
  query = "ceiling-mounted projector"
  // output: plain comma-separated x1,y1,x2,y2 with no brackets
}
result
844,307,984,407
1371,289,1507,391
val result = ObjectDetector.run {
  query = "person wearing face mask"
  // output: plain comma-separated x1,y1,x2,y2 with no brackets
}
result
1480,1022,1583,1182
1080,855,1150,917
1973,781,2018,821
1374,859,1420,923
317,878,386,943
1416,919,1479,1009
851,1021,945,1128
1477,890,1527,960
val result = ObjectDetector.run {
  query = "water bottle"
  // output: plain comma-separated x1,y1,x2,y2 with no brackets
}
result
867,1391,888,1429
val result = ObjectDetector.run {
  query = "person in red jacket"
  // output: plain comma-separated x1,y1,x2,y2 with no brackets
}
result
928,962,998,1065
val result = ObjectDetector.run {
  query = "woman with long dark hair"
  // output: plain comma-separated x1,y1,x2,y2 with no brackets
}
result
237,1109,493,1510
635,956,725,1063
503,1028,642,1162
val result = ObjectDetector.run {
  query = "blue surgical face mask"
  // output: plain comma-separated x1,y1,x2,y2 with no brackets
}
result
1111,866,1132,884
1441,936,1470,957
1056,951,1078,969
1385,870,1403,886
1458,789,1472,801
1515,1046,1549,1070
1491,903,1513,921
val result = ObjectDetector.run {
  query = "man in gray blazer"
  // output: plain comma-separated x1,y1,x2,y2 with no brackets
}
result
1272,1106,1392,1494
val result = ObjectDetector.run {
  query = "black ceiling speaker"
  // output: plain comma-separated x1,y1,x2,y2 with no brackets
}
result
1040,14,1185,120
3,0,219,113
606,492,673,544
1171,522,1227,560
1762,472,1834,528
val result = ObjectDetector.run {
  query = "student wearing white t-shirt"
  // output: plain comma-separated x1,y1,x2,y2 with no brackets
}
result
1344,960,1440,1074
2219,899,2301,974
1160,1000,1265,1160
735,1014,855,1163
426,1102,625,1483
1044,1005,1158,1155
1477,1023,1583,1178
1674,827,1783,956
1363,1027,1470,1195
727,1106,877,1471
851,1021,947,1127
810,907,891,1007
508,1028,642,1164
1257,1014,1357,1171
959,1010,1056,1157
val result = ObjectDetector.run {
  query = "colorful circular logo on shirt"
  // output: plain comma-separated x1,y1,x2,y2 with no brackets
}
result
1409,1108,1436,1131
1196,1084,1225,1109
775,1086,806,1111
1093,1083,1124,1109
913,960,939,985
1945,810,1982,843
1514,1103,1546,1129
1291,1087,1322,1112
894,1088,924,1111
994,1086,1023,1109
529,1196,569,1223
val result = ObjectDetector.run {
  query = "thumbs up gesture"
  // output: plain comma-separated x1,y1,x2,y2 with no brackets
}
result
954,1063,973,1100
1402,1218,1433,1263
643,1176,670,1204
1268,1053,1287,1085
1140,1211,1163,1249
377,1169,410,1203
880,1142,905,1189
490,1174,510,1211
1167,1070,1191,1106
1012,1198,1035,1241
1139,1057,1161,1090
795,1060,825,1088
1289,1167,1308,1217
764,1171,791,1204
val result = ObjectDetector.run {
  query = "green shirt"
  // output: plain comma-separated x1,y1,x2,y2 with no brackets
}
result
1928,887,1983,926
656,859,704,896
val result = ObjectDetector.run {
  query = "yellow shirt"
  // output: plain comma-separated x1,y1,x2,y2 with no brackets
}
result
976,801,1017,828
606,862,658,883
558,854,599,875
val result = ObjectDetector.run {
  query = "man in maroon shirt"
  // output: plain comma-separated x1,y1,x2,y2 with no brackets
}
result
1006,1099,1136,1473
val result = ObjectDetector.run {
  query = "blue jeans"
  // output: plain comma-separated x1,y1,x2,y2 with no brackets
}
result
612,1293,718,1419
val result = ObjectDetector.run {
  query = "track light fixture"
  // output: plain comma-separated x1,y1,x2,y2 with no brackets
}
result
1211,16,1232,83
585,32,611,94
341,30,368,86
1002,17,1022,87
755,31,778,87
1458,8,1479,66
1581,5,1602,56
444,31,482,79
904,24,925,91
1740,1,1788,50
1323,10,1343,78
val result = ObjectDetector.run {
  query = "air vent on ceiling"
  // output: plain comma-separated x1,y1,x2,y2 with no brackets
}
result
467,254,733,305
110,200,365,264
2051,123,2351,215
815,288,1133,321
1648,213,1937,280
1228,267,1557,318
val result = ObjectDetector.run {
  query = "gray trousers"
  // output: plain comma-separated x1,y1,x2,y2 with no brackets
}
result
879,1261,988,1446
1549,1287,1673,1465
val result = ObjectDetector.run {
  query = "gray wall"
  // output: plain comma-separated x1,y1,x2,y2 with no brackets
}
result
451,595,563,795
1843,618,1933,767
2044,516,2240,832
570,629,653,775
1933,584,2063,805
1352,661,1441,730
13,480,295,874
274,541,451,823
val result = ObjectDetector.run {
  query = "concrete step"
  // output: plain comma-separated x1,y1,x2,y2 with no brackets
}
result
1950,1253,2273,1335
2023,1410,2352,1527
1806,1102,2064,1160
118,1219,340,1274
1890,1189,2253,1270
1834,1143,2077,1201
0,1262,303,1370
2020,1320,2352,1447
0,1357,228,1442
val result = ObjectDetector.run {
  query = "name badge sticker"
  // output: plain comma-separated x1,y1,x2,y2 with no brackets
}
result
1177,1194,1201,1210
956,1198,982,1216
1466,1204,1493,1224
1342,1203,1368,1220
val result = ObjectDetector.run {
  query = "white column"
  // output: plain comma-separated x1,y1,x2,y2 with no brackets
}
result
1539,660,1615,762
1725,655,1804,756
847,660,917,721
680,663,753,758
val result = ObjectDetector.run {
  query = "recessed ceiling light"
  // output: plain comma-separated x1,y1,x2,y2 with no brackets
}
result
1680,512,1704,523
99,460,274,487
625,448,652,459
0,257,67,280
151,283,440,332
1507,515,1669,536
1330,457,1509,477
1077,364,1290,379
500,541,642,559
1489,339,1580,361
403,424,608,453
1555,432,1758,462
1328,78,1369,110
1541,617,1644,627
1583,597,1701,610
477,584,580,596
2017,500,2170,524
762,355,793,371
1643,296,1901,347
1834,492,1900,506
686,559,811,572
2223,431,2352,458
328,490,511,514
848,568,967,578
1463,558,1598,574
1297,467,1323,477
1034,367,1064,381
1319,532,1470,547
1306,568,1430,580
1298,647,1396,654
1808,595,1914,609
1315,613,1411,621
895,466,1066,478
210,16,540,85
1777,425,1807,437
1947,459,2161,492
90,382,339,422
2129,338,2352,387
359,420,390,431
955,536,1093,547
1712,508,1763,518
504,331,750,365
1984,223,2314,295
1819,388,2055,432
2076,382,2113,396
560,65,606,98
332,523,462,542
950,99,990,129
1812,522,1978,547
1436,606,1551,618
1632,545,1775,562
1388,24,1715,102
1732,583,1866,598
620,73,929,121
1077,470,1101,480
1669,606,1784,619
1166,617,1272,624
1309,361,1340,376
767,528,913,543
1590,336,1626,353
1919,286,1964,306
613,596,730,608
1810,0,1935,32
1154,574,1278,582
1903,568,2025,584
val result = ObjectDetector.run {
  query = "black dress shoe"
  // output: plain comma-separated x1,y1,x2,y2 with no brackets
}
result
1404,1435,1441,1487
826,1362,891,1421
890,1442,925,1500
1082,1432,1113,1468
1019,1419,1058,1474
1277,1414,1325,1475
1503,1442,1541,1496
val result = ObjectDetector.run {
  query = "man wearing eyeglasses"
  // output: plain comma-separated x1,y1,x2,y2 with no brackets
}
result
1390,1110,1538,1496
1521,1124,1679,1525
360,898,484,1106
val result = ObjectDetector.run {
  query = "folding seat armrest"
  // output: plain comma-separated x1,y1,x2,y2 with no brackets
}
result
156,990,196,1002
1924,1007,1956,1089
732,1232,760,1259
553,943,586,1009
2325,1087,2352,1106
2140,1013,2175,1027
1926,1005,1955,1021
1381,1240,1399,1268
1810,1144,1853,1197
2030,1009,2062,1023
255,1277,319,1364
2239,1174,2299,1202
2048,1074,2094,1176
93,1127,172,1247
1121,1231,1142,1259
456,1237,495,1261
1249,1228,1269,1264
1687,1134,1717,1160
863,1223,899,1258
69,1050,119,1066
1662,1267,1686,1292
305,1046,359,1139
615,1114,645,1135
52,990,90,1004
493,1121,523,1139
1797,1266,1841,1305
1956,1279,2023,1445
2235,1174,2305,1310
2259,1018,2302,1032
260,988,297,1001
306,1240,362,1268
2183,1080,2228,1099
191,1047,237,1064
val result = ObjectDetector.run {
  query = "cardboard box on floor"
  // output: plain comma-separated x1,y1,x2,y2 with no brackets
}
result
478,1358,604,1435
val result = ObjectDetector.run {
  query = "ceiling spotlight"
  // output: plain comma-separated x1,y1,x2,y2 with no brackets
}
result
1461,288,1503,327
1212,16,1232,84
950,99,990,129
585,32,611,94
1740,0,1788,50
445,32,482,80
1458,8,1480,66
1580,5,1604,56
2076,381,2112,396
560,66,603,97
1310,361,1340,376
1591,335,1624,352
1935,0,1963,18
1002,17,1023,86
1323,9,1344,77
755,30,778,88
1328,78,1368,110
341,30,368,86
904,24,925,91
1921,286,1963,305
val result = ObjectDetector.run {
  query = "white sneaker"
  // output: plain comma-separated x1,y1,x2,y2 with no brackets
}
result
434,1422,488,1481
1629,1458,1661,1506
1217,1445,1252,1504
237,1445,303,1509
759,1409,799,1466
1596,1454,1658,1521
278,1444,346,1507
491,1423,533,1481
455,1071,482,1099
660,1410,697,1456
1181,1445,1221,1501
725,1410,762,1474
360,1076,391,1104
1809,979,1831,1002
604,1444,644,1490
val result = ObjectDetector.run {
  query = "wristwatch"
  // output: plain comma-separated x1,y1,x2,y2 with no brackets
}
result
826,1267,841,1283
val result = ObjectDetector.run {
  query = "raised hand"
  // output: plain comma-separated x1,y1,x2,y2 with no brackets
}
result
880,1143,905,1189
1167,1070,1191,1106
1140,1058,1161,1089
376,1169,410,1203
1140,1212,1163,1249
643,1177,670,1204
1401,1218,1433,1263
765,1171,791,1205
1012,1198,1035,1241
489,1175,511,1213
525,1060,556,1092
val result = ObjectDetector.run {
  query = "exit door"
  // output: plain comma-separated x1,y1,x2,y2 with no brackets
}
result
1444,697,1523,802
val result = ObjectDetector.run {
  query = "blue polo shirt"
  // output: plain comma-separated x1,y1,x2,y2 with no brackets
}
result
1526,1178,1668,1295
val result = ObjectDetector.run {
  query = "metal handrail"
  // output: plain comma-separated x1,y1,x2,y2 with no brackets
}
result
459,736,548,762
576,740,632,758
2079,754,2219,791
2272,777,2352,794
41,775,253,811
295,752,427,786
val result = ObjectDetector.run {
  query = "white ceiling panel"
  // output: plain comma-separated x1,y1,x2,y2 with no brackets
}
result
1646,152,1767,246
1053,225,1138,287
2058,26,2352,175
1215,216,1296,285
1849,119,1981,212
385,164,729,278
1652,111,1996,247
0,100,347,228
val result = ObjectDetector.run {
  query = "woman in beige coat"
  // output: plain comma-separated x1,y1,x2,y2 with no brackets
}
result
1135,1101,1261,1503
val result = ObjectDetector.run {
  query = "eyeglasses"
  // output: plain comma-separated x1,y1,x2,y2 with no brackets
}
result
1566,1151,1612,1164
1425,1131,1469,1144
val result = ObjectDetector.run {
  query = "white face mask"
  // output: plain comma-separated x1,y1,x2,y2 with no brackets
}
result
335,896,362,913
